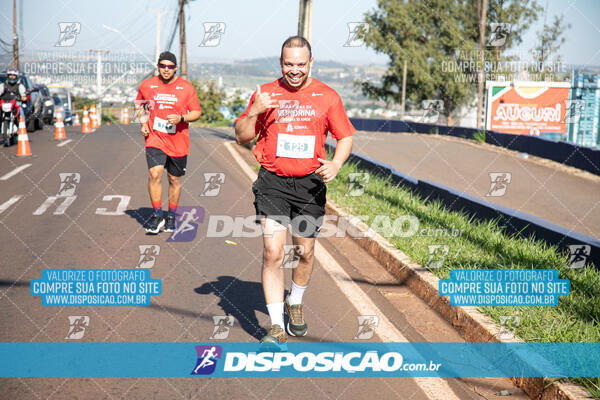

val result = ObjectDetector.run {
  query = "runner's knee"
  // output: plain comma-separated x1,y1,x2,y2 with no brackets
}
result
298,245,314,264
168,175,181,186
263,244,284,265
148,169,162,182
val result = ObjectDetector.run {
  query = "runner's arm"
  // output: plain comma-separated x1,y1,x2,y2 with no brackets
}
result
332,136,353,168
234,111,259,145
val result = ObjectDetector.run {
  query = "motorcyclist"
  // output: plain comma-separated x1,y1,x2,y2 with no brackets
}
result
0,68,27,117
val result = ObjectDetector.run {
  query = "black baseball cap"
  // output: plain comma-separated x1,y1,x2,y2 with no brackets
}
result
158,51,177,65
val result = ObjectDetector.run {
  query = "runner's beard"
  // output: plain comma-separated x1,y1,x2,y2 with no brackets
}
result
284,72,308,89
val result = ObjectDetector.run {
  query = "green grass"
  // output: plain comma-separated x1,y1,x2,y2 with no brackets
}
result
327,159,600,397
473,130,486,143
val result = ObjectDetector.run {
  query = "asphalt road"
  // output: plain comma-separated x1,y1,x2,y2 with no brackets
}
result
341,131,600,240
0,124,525,399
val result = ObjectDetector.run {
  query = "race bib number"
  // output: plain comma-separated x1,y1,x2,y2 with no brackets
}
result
152,116,176,134
276,133,315,159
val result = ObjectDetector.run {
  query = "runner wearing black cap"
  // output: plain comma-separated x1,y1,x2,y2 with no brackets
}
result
135,51,202,234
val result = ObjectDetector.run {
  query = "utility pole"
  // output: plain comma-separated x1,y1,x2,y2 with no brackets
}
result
151,9,164,65
401,60,407,119
90,49,109,123
12,0,19,69
476,0,488,129
179,0,187,80
298,0,313,43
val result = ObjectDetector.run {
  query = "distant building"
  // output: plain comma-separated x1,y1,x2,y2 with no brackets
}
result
567,72,600,147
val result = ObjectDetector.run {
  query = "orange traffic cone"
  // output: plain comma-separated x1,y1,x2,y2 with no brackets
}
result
90,104,99,129
54,108,67,140
73,113,80,126
16,115,32,157
81,106,91,134
121,108,130,125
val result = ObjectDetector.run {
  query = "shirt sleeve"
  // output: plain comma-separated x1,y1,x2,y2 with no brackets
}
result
327,93,355,140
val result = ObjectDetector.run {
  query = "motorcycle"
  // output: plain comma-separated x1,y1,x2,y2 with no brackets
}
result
0,98,20,147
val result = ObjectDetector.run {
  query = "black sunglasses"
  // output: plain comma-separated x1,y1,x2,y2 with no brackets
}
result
158,63,176,70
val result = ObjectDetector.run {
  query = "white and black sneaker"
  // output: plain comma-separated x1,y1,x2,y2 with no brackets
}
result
163,215,176,232
145,213,165,234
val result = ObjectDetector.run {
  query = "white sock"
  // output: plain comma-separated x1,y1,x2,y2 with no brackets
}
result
266,302,284,328
288,280,307,305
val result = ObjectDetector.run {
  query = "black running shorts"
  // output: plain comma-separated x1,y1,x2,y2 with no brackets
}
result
146,146,187,177
252,167,326,238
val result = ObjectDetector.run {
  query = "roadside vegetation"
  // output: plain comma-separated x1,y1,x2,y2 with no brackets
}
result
326,159,600,398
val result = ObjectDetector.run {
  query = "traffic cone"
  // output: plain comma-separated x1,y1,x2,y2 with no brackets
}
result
82,106,91,134
74,113,80,126
90,104,99,129
121,108,130,125
54,108,67,140
16,115,32,157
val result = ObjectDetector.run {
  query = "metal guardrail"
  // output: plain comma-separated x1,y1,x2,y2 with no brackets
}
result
325,142,600,269
349,118,600,176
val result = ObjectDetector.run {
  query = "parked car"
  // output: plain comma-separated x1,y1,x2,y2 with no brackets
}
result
0,72,43,132
35,84,55,125
52,96,73,125
48,86,73,126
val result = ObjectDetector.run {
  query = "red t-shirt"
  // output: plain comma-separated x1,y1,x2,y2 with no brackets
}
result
235,78,355,177
135,76,201,157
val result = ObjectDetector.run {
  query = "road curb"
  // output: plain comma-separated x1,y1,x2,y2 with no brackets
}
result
323,202,594,400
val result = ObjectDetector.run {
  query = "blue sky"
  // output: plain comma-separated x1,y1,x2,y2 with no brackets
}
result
1,0,598,66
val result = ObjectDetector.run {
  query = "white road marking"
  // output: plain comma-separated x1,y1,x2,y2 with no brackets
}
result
0,164,31,180
0,195,22,214
224,141,461,400
57,139,73,147
33,196,77,215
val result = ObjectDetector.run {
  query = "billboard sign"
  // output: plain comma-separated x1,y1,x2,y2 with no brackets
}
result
486,81,570,136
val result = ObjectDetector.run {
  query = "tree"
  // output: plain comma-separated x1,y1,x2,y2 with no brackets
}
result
359,0,541,125
191,80,228,125
532,15,571,80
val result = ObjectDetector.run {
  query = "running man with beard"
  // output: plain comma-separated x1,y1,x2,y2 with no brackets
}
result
235,36,355,344
135,51,202,234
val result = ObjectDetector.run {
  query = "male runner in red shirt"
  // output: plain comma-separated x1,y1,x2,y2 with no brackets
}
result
135,51,202,234
235,36,354,344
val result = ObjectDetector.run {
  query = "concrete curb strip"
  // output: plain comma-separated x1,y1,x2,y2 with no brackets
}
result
323,201,594,400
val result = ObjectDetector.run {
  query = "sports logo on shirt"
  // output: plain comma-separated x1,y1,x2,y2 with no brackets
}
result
277,100,300,123
191,345,222,375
